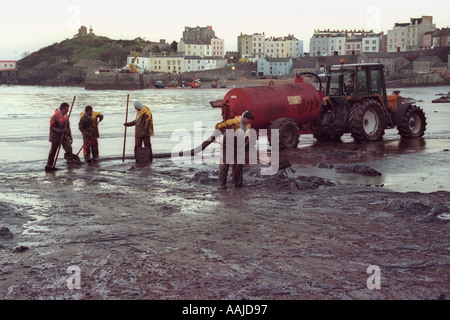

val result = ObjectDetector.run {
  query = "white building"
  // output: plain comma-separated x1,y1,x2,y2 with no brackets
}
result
0,60,16,71
177,40,211,57
387,16,436,52
211,37,225,57
126,54,151,72
362,34,383,52
150,54,185,74
310,29,379,56
184,56,227,72
264,35,303,58
328,34,346,56
237,33,266,60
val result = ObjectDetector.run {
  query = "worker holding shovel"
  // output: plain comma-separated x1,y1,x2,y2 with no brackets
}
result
78,105,104,163
46,102,74,171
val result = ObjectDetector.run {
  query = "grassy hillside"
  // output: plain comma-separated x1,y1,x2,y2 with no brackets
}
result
17,35,153,69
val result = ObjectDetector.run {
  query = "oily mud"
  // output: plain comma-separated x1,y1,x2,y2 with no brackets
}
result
0,140,449,300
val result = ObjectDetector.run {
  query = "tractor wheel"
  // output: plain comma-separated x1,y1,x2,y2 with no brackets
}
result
269,118,300,149
348,99,387,143
397,105,427,138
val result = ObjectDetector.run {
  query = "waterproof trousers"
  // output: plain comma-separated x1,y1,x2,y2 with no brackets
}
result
47,136,73,167
218,135,244,188
83,137,99,161
134,136,153,164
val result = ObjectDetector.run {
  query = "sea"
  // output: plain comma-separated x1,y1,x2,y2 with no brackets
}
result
0,84,449,192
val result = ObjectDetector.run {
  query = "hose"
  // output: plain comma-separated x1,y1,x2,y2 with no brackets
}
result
98,131,220,162
298,72,323,92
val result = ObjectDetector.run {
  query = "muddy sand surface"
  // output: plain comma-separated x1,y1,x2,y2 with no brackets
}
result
0,139,449,300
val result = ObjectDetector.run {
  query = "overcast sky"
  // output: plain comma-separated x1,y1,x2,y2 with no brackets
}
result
1,0,449,60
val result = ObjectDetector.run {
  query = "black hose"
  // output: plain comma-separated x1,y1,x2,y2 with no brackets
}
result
98,132,219,162
298,72,323,92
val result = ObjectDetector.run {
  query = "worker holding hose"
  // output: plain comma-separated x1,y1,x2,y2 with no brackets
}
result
215,111,254,189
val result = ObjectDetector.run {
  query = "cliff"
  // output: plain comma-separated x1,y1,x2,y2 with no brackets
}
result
15,35,154,86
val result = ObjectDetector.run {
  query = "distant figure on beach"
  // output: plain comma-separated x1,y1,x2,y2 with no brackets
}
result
46,102,73,170
215,111,254,189
79,105,104,163
124,101,154,164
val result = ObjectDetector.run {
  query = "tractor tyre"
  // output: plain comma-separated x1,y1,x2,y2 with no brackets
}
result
397,105,427,138
269,118,300,149
348,99,387,143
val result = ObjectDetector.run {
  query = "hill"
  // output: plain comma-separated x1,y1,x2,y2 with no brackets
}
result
16,35,171,86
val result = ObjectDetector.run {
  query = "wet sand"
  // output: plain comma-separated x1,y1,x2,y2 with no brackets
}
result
0,138,449,300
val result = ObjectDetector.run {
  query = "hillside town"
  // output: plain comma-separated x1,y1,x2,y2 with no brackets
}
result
0,15,449,87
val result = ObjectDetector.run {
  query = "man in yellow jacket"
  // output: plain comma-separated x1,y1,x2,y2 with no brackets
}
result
124,101,154,164
79,106,104,163
215,111,254,189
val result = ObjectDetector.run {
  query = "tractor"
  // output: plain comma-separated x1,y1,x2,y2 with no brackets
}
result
314,62,427,143
212,62,427,148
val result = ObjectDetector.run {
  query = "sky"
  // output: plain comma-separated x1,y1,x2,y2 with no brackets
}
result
1,0,449,60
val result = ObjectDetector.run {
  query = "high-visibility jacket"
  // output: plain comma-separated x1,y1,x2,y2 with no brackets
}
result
215,114,251,134
49,108,71,143
79,111,103,139
126,106,154,138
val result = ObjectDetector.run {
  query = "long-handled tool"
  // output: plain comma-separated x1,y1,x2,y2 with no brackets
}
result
122,94,129,162
76,117,103,158
52,96,76,169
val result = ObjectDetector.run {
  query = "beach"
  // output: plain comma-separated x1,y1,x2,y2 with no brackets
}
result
0,85,449,300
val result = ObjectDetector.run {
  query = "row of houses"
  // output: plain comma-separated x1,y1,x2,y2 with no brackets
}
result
256,51,450,77
309,29,385,57
237,33,304,61
126,53,227,74
310,16,449,57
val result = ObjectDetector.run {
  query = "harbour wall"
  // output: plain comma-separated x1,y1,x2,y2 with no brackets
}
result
84,64,256,90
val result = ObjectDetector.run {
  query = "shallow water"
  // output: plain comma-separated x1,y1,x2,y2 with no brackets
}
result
0,84,449,192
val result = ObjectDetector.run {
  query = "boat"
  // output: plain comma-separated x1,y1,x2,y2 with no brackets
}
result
166,80,178,88
154,80,165,89
189,77,201,88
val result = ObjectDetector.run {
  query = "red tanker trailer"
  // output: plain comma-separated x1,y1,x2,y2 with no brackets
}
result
211,63,426,148
211,76,323,148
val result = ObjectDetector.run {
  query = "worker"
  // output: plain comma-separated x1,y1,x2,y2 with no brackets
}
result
46,102,73,170
124,101,154,164
215,111,254,189
78,105,104,163
346,73,354,95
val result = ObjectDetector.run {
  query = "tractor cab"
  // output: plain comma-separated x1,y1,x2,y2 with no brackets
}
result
325,63,388,108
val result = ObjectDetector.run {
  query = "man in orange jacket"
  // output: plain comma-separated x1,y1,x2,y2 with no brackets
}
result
46,102,73,170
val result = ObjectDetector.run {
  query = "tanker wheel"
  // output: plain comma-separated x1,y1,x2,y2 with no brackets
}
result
348,99,387,143
269,118,300,149
397,105,427,138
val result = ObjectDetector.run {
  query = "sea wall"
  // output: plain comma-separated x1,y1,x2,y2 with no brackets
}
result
84,64,256,90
